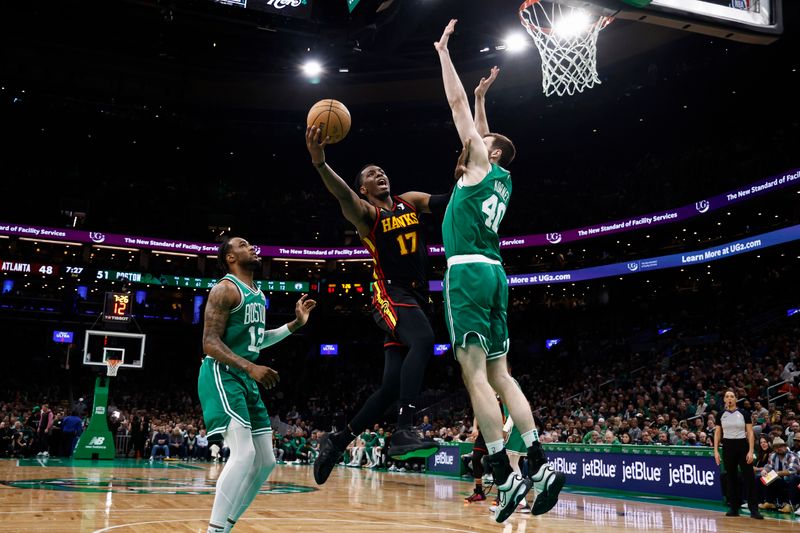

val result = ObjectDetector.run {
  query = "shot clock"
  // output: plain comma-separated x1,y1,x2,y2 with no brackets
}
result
103,292,133,323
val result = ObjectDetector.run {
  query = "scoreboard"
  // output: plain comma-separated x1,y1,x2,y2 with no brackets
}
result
0,260,60,276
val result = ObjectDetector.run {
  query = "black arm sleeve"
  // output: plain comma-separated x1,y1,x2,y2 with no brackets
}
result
427,193,451,216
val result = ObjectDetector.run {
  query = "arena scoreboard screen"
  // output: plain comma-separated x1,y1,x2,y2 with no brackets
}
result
103,292,133,323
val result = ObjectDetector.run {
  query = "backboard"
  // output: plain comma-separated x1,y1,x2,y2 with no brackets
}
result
617,0,783,43
82,330,146,370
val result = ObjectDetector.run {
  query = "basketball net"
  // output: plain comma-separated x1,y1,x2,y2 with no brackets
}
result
106,359,123,377
519,0,612,97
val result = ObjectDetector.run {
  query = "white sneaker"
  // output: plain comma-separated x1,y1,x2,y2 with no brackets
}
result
494,473,532,524
398,467,407,472
388,465,397,471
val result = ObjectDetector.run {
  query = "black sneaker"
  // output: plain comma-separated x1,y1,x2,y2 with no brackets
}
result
313,433,345,485
487,452,532,523
725,509,740,517
387,428,439,460
750,509,764,520
526,442,565,516
530,462,566,515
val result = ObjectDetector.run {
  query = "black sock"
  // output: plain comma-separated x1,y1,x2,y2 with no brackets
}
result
487,450,512,486
397,403,416,428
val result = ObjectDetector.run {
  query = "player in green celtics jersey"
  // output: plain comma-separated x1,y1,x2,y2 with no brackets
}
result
435,19,564,524
199,236,316,533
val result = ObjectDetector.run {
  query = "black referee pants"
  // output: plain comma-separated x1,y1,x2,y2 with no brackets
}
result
722,438,757,511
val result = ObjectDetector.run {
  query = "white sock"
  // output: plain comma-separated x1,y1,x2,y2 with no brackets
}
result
209,420,256,528
486,439,504,455
521,429,539,448
207,525,225,533
229,432,276,522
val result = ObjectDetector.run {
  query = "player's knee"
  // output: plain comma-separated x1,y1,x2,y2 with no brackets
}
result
235,440,257,465
416,327,434,350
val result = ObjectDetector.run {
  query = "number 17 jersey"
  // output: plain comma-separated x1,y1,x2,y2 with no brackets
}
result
442,163,512,261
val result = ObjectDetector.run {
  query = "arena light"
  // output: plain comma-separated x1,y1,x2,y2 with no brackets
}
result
302,60,323,77
552,10,592,38
503,32,528,53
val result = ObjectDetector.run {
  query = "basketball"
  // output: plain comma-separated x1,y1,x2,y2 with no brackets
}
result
306,99,351,144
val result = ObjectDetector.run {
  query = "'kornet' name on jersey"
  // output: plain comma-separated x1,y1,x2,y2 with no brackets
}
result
381,212,419,233
244,302,265,325
493,180,510,203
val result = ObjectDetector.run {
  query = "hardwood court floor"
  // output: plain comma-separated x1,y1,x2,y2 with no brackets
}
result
1,458,798,532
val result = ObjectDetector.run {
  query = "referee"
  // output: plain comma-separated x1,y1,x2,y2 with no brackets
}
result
713,389,764,519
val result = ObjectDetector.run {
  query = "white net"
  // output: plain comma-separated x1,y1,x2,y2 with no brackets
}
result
106,359,123,377
519,0,612,97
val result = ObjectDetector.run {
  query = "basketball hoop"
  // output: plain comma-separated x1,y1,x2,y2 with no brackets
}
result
519,0,613,97
105,358,123,377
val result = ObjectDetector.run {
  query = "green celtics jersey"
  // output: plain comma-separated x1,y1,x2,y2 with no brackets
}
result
218,273,267,362
442,163,511,261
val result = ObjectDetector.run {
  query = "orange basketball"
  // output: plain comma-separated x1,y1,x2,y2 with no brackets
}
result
306,99,351,144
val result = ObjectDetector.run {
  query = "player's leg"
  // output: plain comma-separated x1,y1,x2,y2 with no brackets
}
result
314,346,403,484
198,359,256,533
206,419,256,533
226,431,276,530
446,263,531,523
485,264,564,516
465,435,487,502
457,342,529,523
387,304,439,459
223,386,277,531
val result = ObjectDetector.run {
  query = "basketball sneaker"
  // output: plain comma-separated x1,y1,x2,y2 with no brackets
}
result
387,427,439,460
530,462,566,515
313,432,346,485
486,452,532,524
465,487,487,502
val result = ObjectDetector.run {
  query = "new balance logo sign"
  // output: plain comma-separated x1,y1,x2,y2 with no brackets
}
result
433,451,454,466
87,437,106,447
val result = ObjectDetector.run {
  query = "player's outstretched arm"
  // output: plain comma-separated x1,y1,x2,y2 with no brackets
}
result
398,191,450,215
202,281,279,389
474,66,499,137
305,126,374,236
434,19,490,184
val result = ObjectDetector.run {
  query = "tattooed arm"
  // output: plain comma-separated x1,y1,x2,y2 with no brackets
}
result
202,280,279,389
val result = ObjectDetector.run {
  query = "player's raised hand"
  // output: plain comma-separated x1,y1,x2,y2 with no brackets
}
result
475,66,500,98
305,125,330,167
294,293,317,326
248,364,280,389
434,19,457,53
